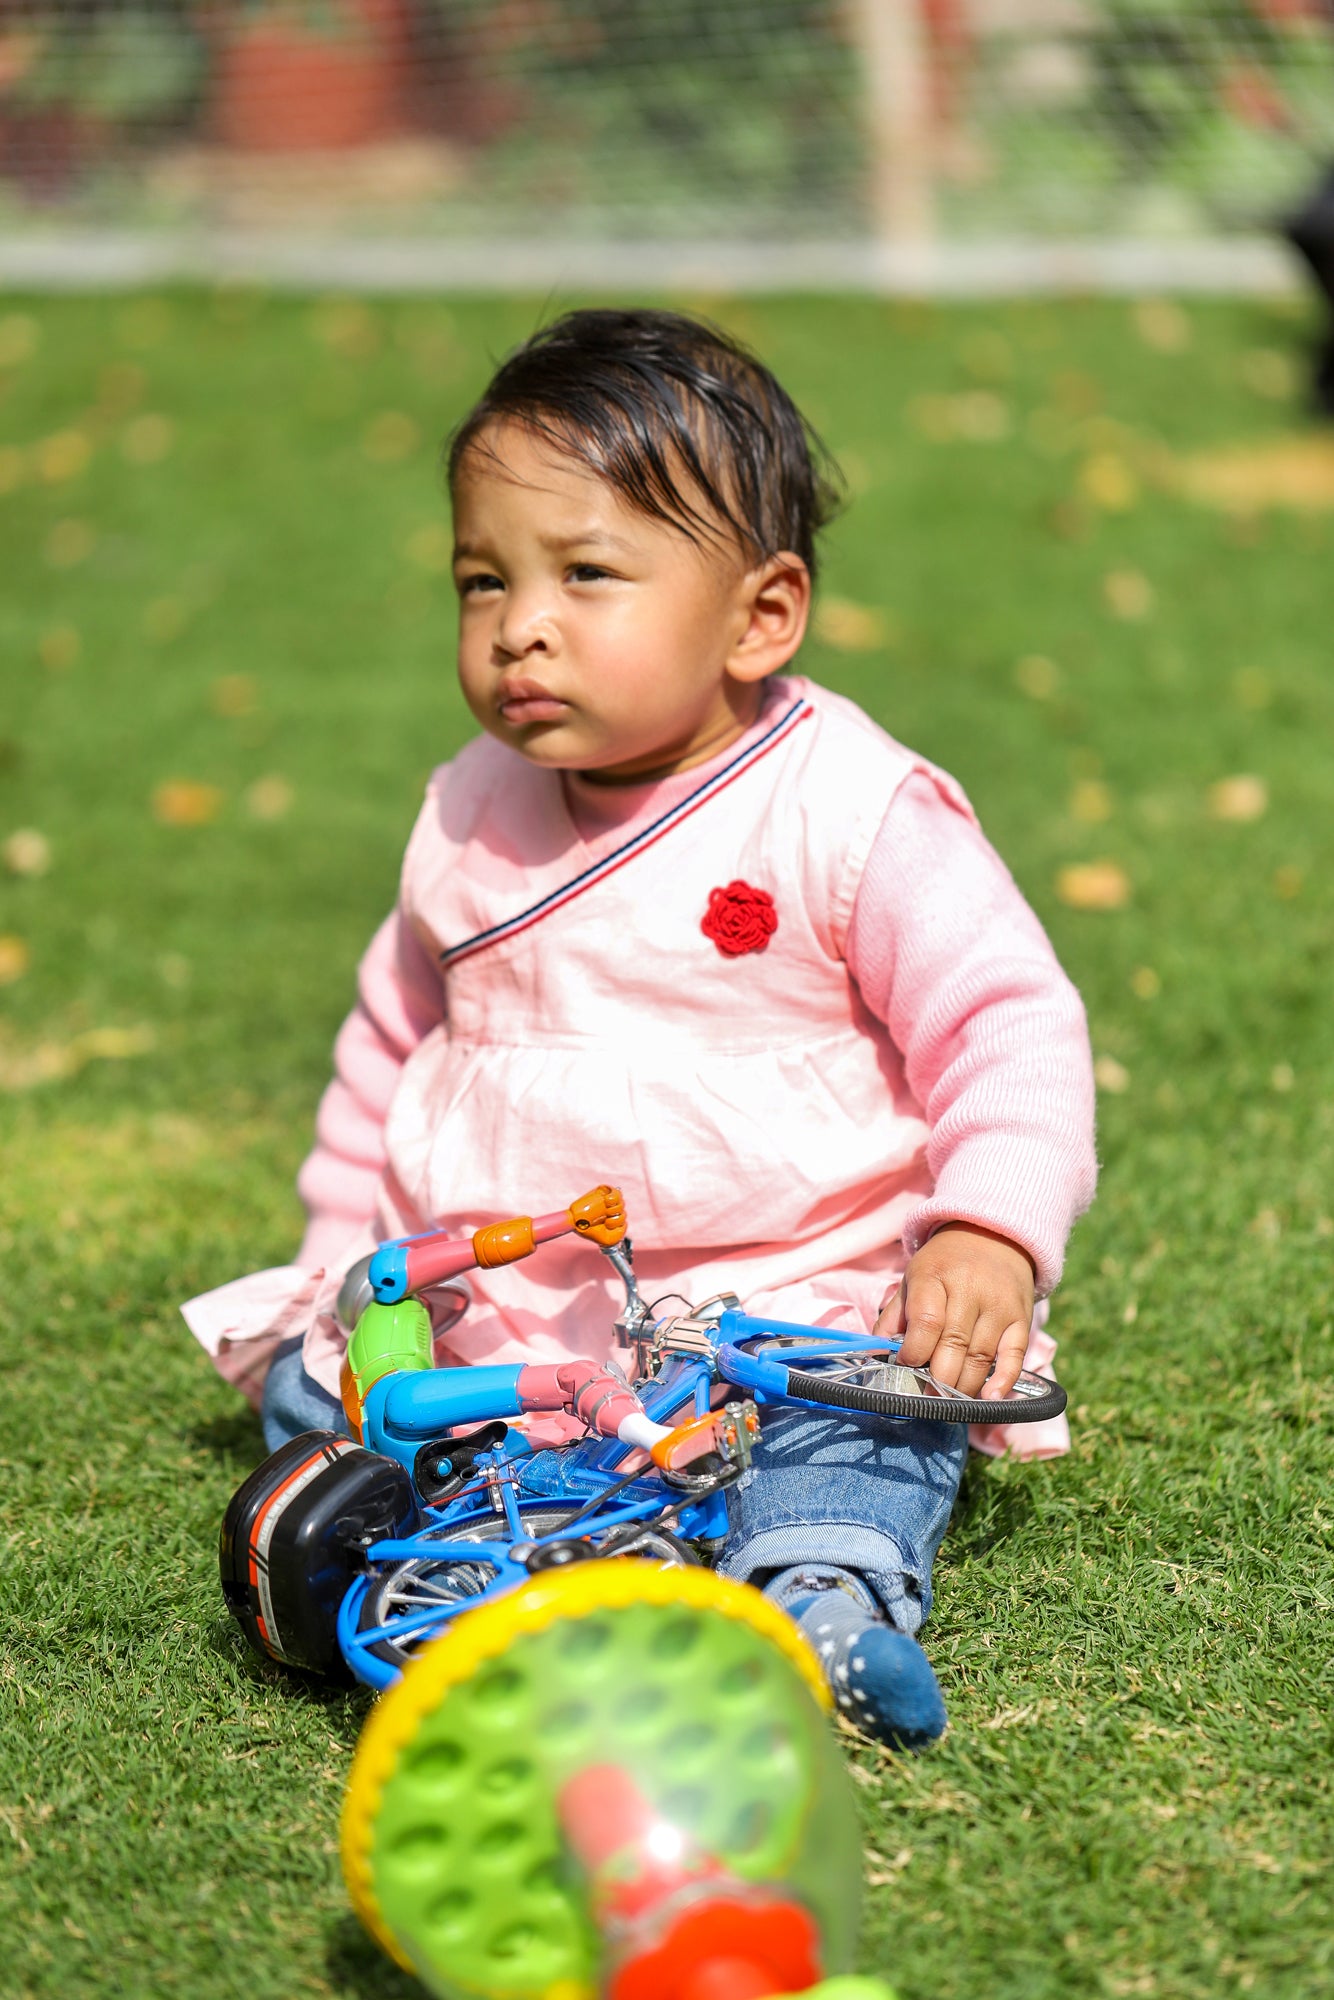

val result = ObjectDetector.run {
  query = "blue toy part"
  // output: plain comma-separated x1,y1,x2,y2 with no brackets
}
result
367,1240,412,1304
716,1309,899,1401
719,1307,897,1352
363,1364,527,1466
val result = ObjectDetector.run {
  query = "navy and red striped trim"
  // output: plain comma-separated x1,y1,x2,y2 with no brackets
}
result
440,696,813,969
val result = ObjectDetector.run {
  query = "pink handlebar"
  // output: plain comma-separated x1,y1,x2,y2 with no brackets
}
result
401,1209,574,1296
516,1359,644,1440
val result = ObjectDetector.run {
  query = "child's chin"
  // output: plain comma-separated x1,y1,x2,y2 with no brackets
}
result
490,717,591,766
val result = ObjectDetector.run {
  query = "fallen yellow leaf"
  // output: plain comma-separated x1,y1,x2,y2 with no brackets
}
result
35,430,92,484
362,411,420,464
39,624,81,671
1070,779,1113,824
1232,668,1271,711
1172,434,1334,513
245,774,293,821
3,829,50,877
405,523,452,573
309,297,379,358
1131,299,1191,354
0,1023,156,1093
1080,453,1138,512
952,391,1011,442
0,312,40,366
814,598,892,653
116,299,173,349
959,330,1013,381
0,935,30,984
1015,654,1059,700
1208,774,1267,823
908,391,1011,444
1102,569,1154,620
1130,965,1161,1000
44,519,96,569
1056,861,1131,911
211,674,258,718
97,361,147,413
1094,1055,1130,1094
153,780,224,827
1240,349,1297,401
121,413,175,466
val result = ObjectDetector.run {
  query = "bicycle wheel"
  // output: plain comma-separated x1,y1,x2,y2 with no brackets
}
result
355,1507,696,1676
739,1337,1068,1427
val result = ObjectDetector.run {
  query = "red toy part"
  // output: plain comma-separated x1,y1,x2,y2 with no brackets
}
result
557,1765,823,2000
610,1896,822,2000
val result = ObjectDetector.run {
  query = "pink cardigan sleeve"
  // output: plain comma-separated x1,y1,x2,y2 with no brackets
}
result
846,769,1097,1296
294,904,445,1268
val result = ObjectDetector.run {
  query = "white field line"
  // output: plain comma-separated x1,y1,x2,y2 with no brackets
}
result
0,231,1304,296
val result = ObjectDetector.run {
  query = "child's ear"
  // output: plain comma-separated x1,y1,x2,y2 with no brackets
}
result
726,552,812,683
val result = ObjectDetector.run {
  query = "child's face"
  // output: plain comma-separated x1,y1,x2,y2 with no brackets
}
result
451,421,808,781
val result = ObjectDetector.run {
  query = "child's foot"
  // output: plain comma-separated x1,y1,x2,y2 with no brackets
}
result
764,1565,947,1750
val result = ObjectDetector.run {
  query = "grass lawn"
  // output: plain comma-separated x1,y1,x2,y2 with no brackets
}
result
1,288,1331,2000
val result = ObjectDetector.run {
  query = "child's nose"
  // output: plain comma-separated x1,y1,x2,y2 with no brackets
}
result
496,586,556,658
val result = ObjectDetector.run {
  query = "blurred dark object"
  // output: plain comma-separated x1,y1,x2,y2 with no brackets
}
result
1284,164,1334,415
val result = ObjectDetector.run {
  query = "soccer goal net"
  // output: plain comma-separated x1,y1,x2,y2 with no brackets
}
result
0,1,1331,275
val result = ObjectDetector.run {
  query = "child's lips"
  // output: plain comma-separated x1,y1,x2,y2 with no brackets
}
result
496,679,568,725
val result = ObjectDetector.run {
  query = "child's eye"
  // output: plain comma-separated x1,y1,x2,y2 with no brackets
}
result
567,563,614,584
457,572,503,596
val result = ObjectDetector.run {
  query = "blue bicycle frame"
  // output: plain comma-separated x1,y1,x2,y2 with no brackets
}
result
338,1348,728,1690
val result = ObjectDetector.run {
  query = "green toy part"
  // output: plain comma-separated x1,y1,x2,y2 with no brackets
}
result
346,1297,433,1403
803,1982,899,1999
357,1592,861,1999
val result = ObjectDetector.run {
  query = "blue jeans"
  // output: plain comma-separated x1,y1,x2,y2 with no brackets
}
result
261,1336,350,1455
717,1404,967,1636
260,1343,967,1634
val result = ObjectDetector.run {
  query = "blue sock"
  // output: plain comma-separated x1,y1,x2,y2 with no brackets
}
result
764,1564,947,1751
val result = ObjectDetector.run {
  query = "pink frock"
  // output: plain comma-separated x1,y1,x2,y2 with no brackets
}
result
183,676,1096,1457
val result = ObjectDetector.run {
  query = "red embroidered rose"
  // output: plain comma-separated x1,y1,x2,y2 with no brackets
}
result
701,880,778,958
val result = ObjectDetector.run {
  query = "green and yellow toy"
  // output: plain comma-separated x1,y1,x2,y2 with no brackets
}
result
343,1563,898,2000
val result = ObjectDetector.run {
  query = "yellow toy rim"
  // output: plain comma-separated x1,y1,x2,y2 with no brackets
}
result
341,1560,830,1972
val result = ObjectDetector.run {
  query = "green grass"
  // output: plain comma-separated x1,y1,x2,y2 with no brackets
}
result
1,290,1331,2000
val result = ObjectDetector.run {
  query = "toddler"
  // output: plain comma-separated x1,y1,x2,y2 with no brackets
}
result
185,309,1096,1749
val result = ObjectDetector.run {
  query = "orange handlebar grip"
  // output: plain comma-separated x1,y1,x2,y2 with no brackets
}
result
567,1183,627,1247
470,1215,537,1269
650,1410,727,1474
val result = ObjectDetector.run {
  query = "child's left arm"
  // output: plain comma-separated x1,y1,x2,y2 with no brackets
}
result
846,769,1098,1399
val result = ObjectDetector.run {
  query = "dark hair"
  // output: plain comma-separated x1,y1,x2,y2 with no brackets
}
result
447,308,843,581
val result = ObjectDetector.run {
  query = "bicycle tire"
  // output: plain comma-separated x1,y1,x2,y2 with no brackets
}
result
783,1362,1067,1427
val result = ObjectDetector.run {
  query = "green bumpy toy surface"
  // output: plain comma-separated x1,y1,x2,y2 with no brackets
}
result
364,1596,863,1999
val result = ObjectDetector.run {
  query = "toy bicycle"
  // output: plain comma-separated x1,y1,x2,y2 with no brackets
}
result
221,1184,1065,1691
